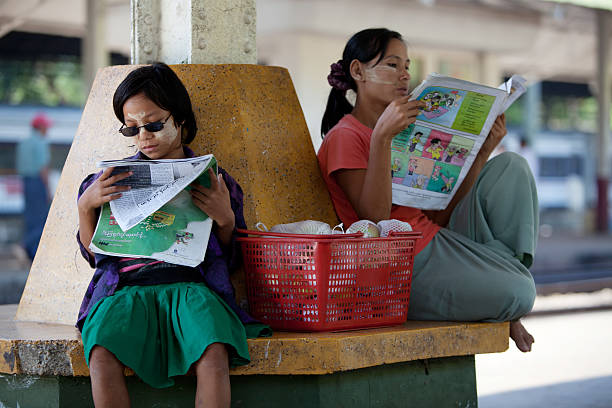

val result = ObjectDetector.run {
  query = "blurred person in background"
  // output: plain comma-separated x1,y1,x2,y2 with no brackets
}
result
16,113,52,260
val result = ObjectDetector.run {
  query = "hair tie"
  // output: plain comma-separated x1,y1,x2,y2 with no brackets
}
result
327,60,352,91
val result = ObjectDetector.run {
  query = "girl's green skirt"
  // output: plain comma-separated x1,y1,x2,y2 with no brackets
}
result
81,282,269,388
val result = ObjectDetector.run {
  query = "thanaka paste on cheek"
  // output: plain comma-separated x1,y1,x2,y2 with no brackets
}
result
364,65,397,85
132,114,182,159
126,111,147,123
153,118,180,145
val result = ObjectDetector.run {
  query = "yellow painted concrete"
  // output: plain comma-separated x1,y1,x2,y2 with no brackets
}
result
16,64,337,325
0,341,17,375
233,320,509,375
0,305,508,376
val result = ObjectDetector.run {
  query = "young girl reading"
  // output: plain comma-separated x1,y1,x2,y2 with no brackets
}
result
76,63,269,408
318,28,537,352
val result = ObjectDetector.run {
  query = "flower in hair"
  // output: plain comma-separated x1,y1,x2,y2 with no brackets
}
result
327,60,351,91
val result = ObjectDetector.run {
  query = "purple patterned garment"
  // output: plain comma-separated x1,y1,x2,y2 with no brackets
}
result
75,146,256,331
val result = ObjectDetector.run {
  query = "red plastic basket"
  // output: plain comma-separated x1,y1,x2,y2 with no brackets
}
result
236,229,421,331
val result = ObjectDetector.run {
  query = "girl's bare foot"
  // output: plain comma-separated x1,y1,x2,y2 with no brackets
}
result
510,320,534,352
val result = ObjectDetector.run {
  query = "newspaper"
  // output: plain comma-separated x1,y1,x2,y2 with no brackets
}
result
88,154,217,267
100,155,216,231
498,74,527,112
390,74,527,210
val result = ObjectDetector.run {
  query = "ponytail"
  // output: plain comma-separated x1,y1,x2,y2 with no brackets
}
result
320,28,403,138
321,88,354,137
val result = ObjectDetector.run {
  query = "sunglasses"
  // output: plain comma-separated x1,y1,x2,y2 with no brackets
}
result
118,114,172,137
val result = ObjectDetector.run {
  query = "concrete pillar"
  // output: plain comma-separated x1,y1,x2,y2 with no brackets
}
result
131,0,256,64
82,0,109,95
476,51,502,87
596,10,611,232
422,53,437,82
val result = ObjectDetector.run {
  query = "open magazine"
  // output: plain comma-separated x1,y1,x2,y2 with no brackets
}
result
89,154,217,267
391,74,526,210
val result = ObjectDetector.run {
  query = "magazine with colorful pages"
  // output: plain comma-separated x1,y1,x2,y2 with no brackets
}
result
391,74,526,210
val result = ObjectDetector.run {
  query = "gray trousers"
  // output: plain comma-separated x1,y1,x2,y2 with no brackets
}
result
407,152,538,322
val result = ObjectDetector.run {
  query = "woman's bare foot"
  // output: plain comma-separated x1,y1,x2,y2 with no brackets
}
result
510,320,534,352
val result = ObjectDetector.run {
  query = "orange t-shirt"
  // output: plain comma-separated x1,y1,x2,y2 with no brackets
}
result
317,114,440,254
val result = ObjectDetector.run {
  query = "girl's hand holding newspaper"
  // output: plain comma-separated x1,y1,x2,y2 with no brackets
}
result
190,168,235,245
78,167,132,213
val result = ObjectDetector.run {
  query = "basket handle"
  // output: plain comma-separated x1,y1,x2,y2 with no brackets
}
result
387,231,423,239
237,228,364,239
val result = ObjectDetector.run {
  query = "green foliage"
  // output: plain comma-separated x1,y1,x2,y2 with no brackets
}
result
0,58,84,107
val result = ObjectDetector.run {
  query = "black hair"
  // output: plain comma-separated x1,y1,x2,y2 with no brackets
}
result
113,62,198,144
321,28,403,137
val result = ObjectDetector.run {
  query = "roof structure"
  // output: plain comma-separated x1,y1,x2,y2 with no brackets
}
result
0,0,610,82
543,0,612,11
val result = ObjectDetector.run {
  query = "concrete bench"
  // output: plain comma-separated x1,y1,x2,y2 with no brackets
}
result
0,65,509,407
0,304,507,407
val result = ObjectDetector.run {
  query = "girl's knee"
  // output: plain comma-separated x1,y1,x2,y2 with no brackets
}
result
204,343,228,360
90,346,119,364
195,343,229,374
89,346,124,375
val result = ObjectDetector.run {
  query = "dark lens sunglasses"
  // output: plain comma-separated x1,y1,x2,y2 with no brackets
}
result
118,114,172,137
